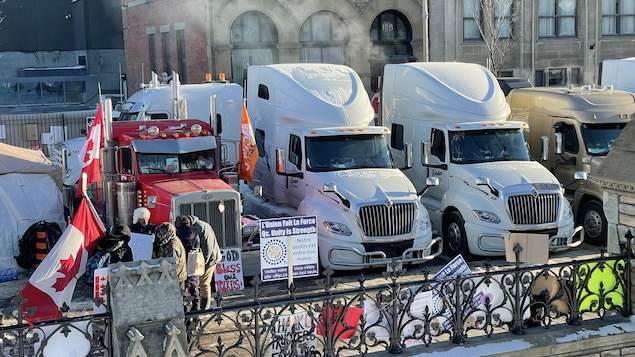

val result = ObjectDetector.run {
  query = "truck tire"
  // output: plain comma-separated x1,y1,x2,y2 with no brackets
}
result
444,211,470,258
579,200,607,246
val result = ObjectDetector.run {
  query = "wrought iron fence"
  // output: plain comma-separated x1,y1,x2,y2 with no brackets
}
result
1,237,632,357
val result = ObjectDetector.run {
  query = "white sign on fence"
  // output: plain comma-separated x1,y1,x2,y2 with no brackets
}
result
259,216,319,283
214,247,245,292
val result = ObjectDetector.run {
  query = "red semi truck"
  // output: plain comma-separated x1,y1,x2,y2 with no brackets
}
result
56,102,260,276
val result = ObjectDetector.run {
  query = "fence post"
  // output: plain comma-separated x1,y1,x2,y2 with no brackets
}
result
624,230,633,317
451,274,465,345
509,243,525,334
387,260,403,353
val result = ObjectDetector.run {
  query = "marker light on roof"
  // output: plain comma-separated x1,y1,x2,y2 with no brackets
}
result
147,126,160,136
191,124,202,135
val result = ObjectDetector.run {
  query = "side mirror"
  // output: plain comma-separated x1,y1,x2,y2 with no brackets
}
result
422,141,431,166
147,195,157,208
404,142,413,169
426,177,439,187
253,185,263,197
540,136,549,161
554,132,564,155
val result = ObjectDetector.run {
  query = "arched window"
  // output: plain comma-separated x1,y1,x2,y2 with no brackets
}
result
299,11,349,64
231,11,279,85
369,11,415,91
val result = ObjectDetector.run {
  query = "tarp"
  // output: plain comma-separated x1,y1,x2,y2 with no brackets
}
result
0,142,63,189
0,143,66,271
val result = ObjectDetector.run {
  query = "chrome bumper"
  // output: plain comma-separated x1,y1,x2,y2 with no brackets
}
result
328,236,443,269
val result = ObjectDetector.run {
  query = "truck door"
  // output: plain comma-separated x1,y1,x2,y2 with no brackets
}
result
423,128,449,213
552,119,580,196
287,133,305,207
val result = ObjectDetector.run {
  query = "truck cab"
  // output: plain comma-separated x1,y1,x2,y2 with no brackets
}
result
507,85,635,245
383,62,582,258
114,71,243,169
54,108,260,277
243,63,441,271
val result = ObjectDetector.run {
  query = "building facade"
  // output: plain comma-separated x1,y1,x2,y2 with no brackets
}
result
121,0,635,96
0,0,125,99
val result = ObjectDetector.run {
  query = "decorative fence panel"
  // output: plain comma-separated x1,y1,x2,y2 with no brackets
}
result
1,243,632,356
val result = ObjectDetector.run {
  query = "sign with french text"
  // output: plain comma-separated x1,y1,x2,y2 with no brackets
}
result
259,216,319,282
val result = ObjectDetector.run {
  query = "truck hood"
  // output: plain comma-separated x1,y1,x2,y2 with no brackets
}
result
454,161,560,190
311,169,417,203
148,177,234,195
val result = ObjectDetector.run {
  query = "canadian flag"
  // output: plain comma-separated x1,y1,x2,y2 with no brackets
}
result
75,102,104,197
238,101,259,183
370,86,381,126
20,197,105,324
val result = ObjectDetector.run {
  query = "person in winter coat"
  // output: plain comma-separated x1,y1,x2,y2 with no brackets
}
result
152,222,187,288
176,224,201,312
175,215,221,310
130,207,156,235
97,224,134,264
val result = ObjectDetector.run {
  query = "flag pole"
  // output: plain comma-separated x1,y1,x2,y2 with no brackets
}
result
80,172,107,233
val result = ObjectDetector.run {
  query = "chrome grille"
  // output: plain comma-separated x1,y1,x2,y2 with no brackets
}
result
507,193,560,225
178,199,239,248
359,203,416,237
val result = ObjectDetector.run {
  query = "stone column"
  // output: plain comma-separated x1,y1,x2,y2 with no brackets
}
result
108,258,188,357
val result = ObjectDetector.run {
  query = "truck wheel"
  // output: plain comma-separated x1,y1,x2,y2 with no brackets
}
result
444,211,469,258
579,200,607,246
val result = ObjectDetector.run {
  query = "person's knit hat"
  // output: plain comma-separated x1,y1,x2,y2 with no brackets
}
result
179,215,193,227
133,207,151,224
155,222,176,244
110,224,131,242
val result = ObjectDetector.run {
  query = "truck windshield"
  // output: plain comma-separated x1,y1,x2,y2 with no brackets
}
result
581,123,626,156
305,134,393,172
450,129,530,163
137,149,214,174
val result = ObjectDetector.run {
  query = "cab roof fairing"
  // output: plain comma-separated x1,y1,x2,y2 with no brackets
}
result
384,62,511,123
246,64,375,129
129,136,217,154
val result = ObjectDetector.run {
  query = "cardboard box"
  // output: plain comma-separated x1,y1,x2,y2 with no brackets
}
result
504,233,549,264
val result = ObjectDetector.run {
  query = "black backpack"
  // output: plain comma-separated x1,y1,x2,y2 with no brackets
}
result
14,221,63,269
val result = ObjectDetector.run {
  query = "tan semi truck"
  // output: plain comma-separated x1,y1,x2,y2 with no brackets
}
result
506,85,635,246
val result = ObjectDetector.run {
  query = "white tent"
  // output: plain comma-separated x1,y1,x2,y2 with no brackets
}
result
0,143,66,271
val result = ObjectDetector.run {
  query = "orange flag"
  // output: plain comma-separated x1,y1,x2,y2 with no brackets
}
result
238,102,258,183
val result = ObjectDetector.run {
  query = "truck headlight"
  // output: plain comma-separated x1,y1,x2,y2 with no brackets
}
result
419,208,431,231
563,200,573,219
323,221,352,236
472,210,501,224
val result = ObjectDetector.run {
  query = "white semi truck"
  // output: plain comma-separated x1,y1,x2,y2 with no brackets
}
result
382,62,582,258
506,85,635,246
115,71,243,168
54,72,244,194
243,63,441,271
601,58,635,93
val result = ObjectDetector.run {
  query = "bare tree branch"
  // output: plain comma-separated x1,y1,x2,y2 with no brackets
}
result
466,0,521,76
